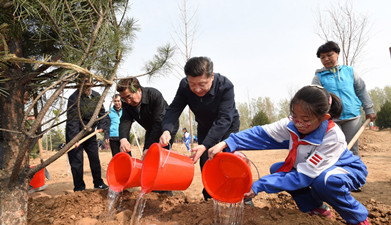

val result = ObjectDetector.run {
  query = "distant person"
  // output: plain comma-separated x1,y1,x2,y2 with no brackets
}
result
183,128,191,152
66,77,109,191
107,94,123,156
312,41,376,156
98,139,106,151
207,85,369,225
117,77,178,155
158,56,249,204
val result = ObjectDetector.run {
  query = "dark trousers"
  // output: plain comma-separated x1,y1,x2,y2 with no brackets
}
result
109,139,121,157
67,135,104,191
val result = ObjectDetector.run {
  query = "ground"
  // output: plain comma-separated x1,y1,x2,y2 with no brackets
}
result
28,129,391,225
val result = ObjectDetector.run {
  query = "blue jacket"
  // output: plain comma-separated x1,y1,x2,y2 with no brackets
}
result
312,65,374,120
108,107,122,138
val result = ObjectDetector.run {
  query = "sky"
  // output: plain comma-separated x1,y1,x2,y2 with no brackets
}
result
108,0,391,109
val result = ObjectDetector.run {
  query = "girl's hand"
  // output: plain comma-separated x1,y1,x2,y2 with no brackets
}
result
208,141,227,160
244,189,256,199
190,145,207,163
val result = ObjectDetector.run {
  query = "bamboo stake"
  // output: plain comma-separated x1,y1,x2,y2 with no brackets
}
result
131,128,143,156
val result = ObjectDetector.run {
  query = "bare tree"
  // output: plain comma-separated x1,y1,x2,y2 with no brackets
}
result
171,0,199,147
316,1,370,66
0,1,173,223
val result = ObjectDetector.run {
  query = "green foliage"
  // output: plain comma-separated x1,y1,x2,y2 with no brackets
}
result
129,133,135,145
376,101,391,129
251,110,270,126
237,102,251,130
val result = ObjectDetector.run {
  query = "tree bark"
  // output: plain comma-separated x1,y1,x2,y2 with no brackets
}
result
0,182,29,224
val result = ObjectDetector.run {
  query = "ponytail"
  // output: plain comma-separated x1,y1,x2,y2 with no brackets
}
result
328,93,342,119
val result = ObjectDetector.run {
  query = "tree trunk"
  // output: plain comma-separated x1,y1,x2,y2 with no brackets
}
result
0,66,30,224
0,182,29,224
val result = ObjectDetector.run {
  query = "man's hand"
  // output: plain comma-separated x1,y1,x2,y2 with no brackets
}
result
208,141,228,160
120,138,131,153
159,130,171,147
190,145,207,163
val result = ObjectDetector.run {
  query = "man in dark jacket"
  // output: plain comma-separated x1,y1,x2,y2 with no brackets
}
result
66,77,110,191
117,77,178,155
159,56,243,202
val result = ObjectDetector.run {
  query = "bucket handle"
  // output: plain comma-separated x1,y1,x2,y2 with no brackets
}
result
161,143,171,168
238,153,260,180
248,158,260,180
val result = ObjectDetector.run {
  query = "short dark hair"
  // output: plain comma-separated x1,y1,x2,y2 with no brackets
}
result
184,56,213,77
113,94,121,99
116,78,141,93
290,85,342,119
316,41,340,58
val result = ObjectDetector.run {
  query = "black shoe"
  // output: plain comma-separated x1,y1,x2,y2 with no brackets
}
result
244,198,254,207
94,183,109,190
352,187,362,192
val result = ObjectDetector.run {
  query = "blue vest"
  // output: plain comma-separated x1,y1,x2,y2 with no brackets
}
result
316,65,362,120
108,107,122,137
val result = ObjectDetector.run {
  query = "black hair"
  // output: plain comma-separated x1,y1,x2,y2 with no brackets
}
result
116,78,141,93
290,85,342,119
113,94,121,99
184,56,213,77
316,41,340,58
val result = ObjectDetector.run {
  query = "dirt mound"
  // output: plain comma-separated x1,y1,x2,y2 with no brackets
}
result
359,129,391,153
27,129,391,224
29,190,340,225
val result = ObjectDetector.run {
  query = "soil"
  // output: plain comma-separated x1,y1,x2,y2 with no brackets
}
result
28,129,391,225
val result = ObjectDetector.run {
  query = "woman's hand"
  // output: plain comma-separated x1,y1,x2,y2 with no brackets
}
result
366,113,377,122
208,141,228,160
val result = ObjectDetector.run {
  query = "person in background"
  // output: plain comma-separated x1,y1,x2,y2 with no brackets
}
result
183,128,191,152
206,85,369,225
312,41,376,157
107,94,122,156
66,77,109,191
117,77,178,155
158,56,253,205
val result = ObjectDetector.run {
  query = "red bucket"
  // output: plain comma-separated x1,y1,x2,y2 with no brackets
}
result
30,167,45,189
141,143,194,193
202,152,252,203
106,152,142,192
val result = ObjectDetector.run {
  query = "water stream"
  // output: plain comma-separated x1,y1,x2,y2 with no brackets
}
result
107,188,121,217
130,191,147,225
213,199,244,225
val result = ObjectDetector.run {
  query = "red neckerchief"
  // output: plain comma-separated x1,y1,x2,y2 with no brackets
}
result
276,119,335,173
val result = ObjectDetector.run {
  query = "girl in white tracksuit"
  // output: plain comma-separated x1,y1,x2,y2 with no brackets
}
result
207,85,369,225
